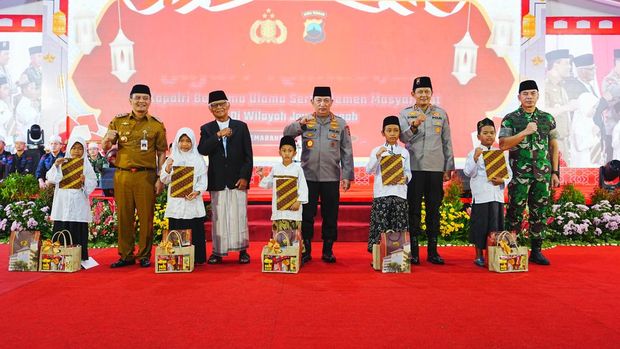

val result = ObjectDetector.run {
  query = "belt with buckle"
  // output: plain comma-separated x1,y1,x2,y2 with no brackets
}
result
117,167,155,173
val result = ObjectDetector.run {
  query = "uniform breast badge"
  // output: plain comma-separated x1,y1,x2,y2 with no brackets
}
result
307,140,314,148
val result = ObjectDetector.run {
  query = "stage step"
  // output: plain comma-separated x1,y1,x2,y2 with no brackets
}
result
206,204,371,242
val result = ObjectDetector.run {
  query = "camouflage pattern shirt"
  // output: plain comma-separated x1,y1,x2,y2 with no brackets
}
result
498,107,558,180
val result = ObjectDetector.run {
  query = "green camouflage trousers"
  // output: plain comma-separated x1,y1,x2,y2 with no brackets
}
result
505,174,551,239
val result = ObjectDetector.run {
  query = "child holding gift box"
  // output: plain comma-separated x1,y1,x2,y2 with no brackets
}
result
463,118,512,267
365,115,411,253
47,136,98,261
160,128,208,264
258,136,308,257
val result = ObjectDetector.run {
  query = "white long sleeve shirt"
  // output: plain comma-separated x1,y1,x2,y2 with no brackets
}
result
366,144,411,200
47,160,98,223
259,162,309,221
160,161,208,220
463,146,512,204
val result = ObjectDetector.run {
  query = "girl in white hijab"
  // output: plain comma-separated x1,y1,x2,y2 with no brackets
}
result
47,136,98,261
160,127,208,264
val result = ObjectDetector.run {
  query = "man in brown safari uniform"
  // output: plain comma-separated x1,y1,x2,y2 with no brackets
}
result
102,84,168,268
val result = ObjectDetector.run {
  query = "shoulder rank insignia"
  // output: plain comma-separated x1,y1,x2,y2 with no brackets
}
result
150,115,163,123
114,113,129,118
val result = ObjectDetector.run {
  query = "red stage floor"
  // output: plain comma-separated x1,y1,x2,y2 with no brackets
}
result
1,244,618,348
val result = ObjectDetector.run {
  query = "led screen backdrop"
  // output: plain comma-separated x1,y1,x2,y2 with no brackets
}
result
68,0,521,165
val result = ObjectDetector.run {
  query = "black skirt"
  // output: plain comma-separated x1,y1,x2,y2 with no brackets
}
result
469,201,504,249
52,220,89,260
169,217,207,264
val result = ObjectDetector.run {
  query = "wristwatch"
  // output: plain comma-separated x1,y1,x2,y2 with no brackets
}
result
552,170,560,176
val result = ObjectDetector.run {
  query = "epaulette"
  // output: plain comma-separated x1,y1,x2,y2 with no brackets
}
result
150,115,163,123
114,113,129,118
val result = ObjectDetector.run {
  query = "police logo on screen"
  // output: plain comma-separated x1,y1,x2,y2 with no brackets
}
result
303,10,326,44
250,8,287,45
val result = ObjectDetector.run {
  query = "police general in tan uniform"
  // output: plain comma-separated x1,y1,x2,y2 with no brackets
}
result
283,86,354,264
102,84,167,268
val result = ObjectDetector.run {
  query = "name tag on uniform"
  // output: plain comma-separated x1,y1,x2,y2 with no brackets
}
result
141,139,148,151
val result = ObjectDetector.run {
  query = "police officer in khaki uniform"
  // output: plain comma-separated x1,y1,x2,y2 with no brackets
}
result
284,86,354,263
398,76,455,265
102,84,167,268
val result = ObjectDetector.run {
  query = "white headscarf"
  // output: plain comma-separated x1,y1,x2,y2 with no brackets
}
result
170,127,207,177
66,136,88,161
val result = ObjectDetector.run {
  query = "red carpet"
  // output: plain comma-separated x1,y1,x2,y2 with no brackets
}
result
1,244,619,348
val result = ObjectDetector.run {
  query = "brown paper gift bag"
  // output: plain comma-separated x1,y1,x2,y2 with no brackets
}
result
261,231,301,274
8,230,40,272
155,230,195,273
482,150,509,180
378,230,411,273
380,154,405,185
38,230,82,273
59,158,85,189
170,166,194,198
488,231,528,273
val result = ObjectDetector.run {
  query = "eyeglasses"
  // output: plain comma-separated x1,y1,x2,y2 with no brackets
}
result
210,101,229,109
131,95,150,101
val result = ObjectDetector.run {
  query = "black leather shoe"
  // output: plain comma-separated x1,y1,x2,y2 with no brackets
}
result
473,258,485,267
110,259,135,268
239,250,250,264
410,255,420,265
529,239,550,265
321,253,336,263
207,254,222,264
529,251,550,265
301,254,312,264
321,240,336,263
427,255,445,265
139,258,151,268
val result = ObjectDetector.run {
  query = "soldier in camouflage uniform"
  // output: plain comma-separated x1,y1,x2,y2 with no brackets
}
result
499,80,561,265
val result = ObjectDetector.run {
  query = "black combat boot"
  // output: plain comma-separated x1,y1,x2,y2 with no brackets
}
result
321,240,336,263
529,238,550,265
302,239,312,264
427,237,445,265
410,236,420,265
